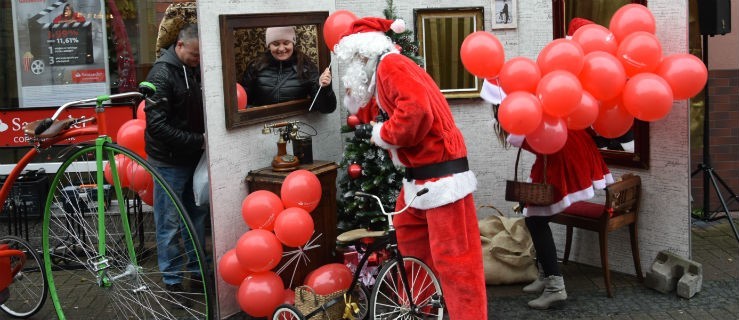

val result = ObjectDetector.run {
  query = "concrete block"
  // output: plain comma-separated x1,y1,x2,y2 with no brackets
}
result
644,250,703,298
677,263,703,299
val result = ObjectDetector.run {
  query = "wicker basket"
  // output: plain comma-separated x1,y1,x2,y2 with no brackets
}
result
294,285,346,320
505,148,556,206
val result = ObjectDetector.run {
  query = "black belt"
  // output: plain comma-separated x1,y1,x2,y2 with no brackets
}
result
404,157,469,181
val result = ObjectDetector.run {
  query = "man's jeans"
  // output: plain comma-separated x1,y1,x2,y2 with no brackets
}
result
153,165,209,285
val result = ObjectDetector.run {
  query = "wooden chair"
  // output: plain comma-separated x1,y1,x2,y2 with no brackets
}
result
550,173,644,297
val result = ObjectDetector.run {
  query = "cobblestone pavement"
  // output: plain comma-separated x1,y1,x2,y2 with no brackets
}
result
8,214,738,319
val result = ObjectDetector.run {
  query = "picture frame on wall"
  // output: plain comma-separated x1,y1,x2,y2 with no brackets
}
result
492,0,517,29
414,7,484,99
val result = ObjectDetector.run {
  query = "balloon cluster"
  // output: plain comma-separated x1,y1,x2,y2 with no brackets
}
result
218,170,349,317
461,4,707,154
104,108,153,204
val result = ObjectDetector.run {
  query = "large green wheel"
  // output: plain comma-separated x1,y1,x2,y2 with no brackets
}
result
41,142,213,319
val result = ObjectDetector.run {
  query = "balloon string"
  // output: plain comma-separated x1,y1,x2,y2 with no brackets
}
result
276,232,323,288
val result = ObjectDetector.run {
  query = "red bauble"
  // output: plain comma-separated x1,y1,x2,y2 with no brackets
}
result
348,164,362,179
347,115,360,129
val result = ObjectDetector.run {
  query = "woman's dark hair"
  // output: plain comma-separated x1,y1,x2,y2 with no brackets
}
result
251,46,314,80
492,103,511,149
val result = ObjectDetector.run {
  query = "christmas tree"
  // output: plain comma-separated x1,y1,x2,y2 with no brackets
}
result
336,0,421,234
383,0,423,66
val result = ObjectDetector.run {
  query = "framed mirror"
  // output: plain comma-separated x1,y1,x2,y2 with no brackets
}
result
219,11,330,129
552,0,650,169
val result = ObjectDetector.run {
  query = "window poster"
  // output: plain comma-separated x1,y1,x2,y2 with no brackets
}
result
12,0,109,108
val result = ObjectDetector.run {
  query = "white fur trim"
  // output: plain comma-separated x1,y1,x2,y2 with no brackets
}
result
480,80,507,104
523,173,615,217
388,149,403,166
371,122,398,150
391,20,406,33
403,171,477,210
506,134,525,147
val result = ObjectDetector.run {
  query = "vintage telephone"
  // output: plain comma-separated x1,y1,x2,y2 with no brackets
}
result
261,120,303,171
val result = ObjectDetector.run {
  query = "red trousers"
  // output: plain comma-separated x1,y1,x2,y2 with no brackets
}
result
394,192,487,320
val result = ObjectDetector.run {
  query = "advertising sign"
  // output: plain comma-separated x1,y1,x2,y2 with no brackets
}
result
0,106,133,147
12,0,109,108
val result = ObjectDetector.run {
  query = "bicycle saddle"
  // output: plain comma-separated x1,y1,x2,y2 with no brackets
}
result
24,118,77,138
336,228,387,243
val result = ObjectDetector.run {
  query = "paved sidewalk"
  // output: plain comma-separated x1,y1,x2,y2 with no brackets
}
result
14,214,738,319
486,214,739,320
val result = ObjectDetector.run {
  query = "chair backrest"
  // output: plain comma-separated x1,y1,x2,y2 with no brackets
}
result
604,174,641,216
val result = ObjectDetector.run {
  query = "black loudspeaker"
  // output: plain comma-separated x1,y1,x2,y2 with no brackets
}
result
698,0,731,36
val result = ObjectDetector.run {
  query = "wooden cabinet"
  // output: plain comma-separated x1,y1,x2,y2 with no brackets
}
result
244,161,340,288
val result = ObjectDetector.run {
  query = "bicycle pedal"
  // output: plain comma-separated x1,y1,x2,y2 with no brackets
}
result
430,294,444,308
88,255,110,272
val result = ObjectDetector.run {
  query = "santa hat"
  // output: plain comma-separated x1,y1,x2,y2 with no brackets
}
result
340,17,406,40
567,18,595,37
265,26,296,46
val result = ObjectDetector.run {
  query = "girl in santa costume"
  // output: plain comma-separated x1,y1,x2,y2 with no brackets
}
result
334,17,487,320
481,38,613,309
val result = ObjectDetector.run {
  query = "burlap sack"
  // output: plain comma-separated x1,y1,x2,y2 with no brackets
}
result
479,206,538,285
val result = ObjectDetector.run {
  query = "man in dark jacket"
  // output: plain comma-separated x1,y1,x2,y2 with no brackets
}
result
144,23,208,295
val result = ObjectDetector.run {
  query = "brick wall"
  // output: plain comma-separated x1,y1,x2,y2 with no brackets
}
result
690,69,739,212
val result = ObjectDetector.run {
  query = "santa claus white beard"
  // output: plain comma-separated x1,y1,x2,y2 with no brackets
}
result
342,58,377,115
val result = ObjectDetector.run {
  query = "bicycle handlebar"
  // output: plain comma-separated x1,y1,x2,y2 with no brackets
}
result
354,188,429,219
35,82,157,135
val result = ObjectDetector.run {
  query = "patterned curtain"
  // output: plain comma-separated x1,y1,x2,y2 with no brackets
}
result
421,16,476,92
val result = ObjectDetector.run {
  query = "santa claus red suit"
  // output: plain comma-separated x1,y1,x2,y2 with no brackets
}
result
334,17,487,320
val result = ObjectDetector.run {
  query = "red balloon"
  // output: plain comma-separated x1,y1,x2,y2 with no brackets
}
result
578,52,627,101
137,183,154,206
238,271,284,317
460,31,505,78
656,54,708,100
622,73,674,122
566,91,599,130
616,31,662,77
536,38,585,75
571,24,618,55
499,57,541,94
136,100,146,120
126,161,152,193
236,83,247,110
281,169,322,212
235,229,283,273
526,115,568,155
304,263,353,295
104,154,131,187
609,4,656,42
242,190,284,231
592,103,634,138
219,249,250,286
116,119,147,157
283,288,295,305
536,70,583,117
274,207,314,247
324,10,358,52
498,91,543,135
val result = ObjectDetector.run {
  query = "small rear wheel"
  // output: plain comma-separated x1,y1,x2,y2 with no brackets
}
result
272,304,305,320
370,256,444,319
0,235,48,318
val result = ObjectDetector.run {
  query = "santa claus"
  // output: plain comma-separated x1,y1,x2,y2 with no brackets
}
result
334,17,487,320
